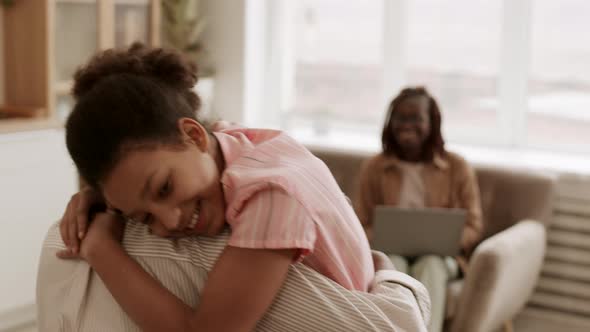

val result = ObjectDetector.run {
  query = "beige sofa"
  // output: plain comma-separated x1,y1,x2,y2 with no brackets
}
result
311,147,556,332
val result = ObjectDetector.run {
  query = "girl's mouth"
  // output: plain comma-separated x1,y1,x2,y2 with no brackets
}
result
187,201,201,229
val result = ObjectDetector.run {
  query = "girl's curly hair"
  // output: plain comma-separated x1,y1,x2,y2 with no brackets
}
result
66,43,202,189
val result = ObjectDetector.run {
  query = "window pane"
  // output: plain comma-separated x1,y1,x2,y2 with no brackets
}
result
527,0,590,151
406,0,502,139
289,0,383,133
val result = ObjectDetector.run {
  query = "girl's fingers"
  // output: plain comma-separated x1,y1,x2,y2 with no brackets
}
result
76,199,89,240
56,248,80,260
60,200,72,248
68,196,80,253
78,189,103,239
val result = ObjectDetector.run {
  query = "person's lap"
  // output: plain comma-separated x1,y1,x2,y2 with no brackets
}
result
388,255,458,332
389,255,457,276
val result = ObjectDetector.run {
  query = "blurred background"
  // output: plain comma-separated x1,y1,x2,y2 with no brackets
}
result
1,0,590,331
268,0,590,154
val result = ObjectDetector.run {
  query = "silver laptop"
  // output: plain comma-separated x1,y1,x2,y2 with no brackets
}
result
371,206,466,256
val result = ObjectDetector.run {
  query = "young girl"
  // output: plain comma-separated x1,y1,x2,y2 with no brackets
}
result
58,44,373,331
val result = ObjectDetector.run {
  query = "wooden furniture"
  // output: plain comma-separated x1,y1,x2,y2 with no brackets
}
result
0,0,161,133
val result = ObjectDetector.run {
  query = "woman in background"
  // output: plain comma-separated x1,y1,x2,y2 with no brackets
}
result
354,86,483,332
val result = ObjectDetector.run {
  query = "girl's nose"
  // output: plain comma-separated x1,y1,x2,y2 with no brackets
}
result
157,207,183,231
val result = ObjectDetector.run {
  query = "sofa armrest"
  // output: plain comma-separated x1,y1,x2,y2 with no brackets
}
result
450,220,546,332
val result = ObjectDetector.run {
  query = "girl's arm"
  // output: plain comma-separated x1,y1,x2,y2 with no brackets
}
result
186,245,294,331
70,213,294,332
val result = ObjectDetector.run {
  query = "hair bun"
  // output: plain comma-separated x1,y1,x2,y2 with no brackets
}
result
72,42,199,100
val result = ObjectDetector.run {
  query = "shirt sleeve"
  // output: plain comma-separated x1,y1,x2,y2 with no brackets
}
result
261,263,431,332
227,187,317,262
371,270,432,326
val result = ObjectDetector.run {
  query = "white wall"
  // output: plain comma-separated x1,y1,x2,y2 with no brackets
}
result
198,1,295,128
0,130,77,322
201,0,249,124
199,0,278,127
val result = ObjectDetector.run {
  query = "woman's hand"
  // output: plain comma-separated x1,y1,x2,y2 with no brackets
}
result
57,212,125,261
59,187,104,254
372,250,396,271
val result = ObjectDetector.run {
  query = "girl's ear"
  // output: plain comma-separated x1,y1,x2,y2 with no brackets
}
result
178,118,209,152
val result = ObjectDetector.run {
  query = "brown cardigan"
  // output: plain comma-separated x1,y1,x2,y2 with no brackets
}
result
354,151,483,256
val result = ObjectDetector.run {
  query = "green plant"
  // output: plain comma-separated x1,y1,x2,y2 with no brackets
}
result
162,0,212,75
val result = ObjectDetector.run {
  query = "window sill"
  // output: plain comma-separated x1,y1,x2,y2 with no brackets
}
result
289,127,590,178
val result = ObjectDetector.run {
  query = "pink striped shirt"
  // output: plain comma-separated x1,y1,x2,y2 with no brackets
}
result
213,128,374,291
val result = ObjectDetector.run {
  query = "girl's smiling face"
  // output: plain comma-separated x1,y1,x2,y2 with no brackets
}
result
101,119,227,238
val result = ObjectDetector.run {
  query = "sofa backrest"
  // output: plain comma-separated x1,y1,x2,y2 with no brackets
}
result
474,165,555,238
311,148,556,240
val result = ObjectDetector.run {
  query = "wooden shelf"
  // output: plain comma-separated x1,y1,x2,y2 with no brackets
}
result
114,0,151,5
54,0,97,4
55,0,150,4
0,117,62,134
0,106,45,118
1,0,160,133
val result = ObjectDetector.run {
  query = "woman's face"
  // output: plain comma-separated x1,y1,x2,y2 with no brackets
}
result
390,95,431,152
101,120,226,238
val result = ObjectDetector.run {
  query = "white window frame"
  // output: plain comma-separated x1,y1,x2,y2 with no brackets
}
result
249,0,551,151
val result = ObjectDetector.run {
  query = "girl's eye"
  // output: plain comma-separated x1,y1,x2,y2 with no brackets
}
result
158,179,172,199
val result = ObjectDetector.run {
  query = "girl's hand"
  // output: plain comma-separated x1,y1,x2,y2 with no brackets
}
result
59,187,104,255
57,212,125,261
